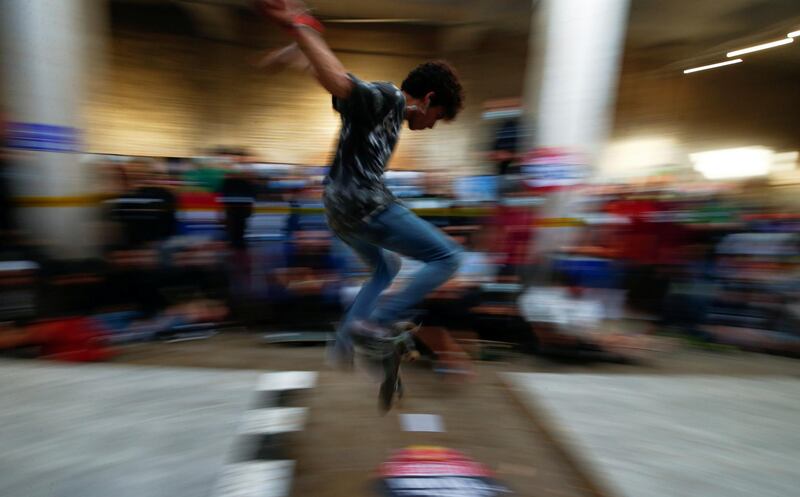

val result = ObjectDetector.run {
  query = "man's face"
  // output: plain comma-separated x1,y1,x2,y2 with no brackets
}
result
408,105,445,131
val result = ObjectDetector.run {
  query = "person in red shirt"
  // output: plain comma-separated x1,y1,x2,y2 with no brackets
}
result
0,317,113,362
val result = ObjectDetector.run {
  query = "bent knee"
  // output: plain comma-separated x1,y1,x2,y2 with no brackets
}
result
439,248,463,275
385,253,402,278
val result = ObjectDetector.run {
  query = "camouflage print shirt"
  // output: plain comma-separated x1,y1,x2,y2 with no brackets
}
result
323,75,406,236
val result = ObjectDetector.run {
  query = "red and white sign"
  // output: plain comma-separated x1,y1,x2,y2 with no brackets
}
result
377,447,510,497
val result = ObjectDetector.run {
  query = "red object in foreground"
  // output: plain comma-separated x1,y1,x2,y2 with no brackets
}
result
30,317,114,362
377,446,510,496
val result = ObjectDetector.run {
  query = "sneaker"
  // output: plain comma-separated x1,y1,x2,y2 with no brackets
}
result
391,320,421,335
391,321,421,361
350,320,394,359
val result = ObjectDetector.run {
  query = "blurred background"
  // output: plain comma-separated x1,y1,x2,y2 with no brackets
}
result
1,1,800,497
2,0,799,360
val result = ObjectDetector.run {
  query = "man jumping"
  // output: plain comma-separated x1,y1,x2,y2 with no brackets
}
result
258,0,465,396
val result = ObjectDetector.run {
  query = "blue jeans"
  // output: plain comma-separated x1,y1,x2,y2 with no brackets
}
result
333,203,462,355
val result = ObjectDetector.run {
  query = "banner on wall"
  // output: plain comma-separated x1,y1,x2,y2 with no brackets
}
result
521,148,586,191
7,123,81,153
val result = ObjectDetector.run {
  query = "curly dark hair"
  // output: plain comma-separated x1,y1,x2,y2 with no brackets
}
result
401,60,464,121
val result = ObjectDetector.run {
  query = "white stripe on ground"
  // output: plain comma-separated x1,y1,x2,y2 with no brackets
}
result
237,407,308,435
399,413,445,432
211,461,295,497
257,371,318,391
212,372,316,497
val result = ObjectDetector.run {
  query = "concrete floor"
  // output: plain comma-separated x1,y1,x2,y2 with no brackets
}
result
290,367,593,497
115,333,800,497
505,374,800,497
3,333,799,497
114,333,800,376
0,360,261,497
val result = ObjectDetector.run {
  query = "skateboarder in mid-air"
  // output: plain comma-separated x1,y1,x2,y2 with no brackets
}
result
257,0,465,409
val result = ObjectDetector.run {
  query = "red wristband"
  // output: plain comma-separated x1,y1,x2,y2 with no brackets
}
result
289,14,325,34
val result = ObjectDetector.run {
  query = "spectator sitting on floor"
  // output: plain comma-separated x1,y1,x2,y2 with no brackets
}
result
519,278,663,359
0,298,230,361
0,316,112,362
93,298,228,344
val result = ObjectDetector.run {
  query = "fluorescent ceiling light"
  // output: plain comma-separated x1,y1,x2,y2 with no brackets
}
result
788,30,800,38
690,147,772,180
727,37,793,57
683,59,742,74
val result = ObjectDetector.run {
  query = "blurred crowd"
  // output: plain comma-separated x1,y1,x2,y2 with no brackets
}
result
1,123,799,368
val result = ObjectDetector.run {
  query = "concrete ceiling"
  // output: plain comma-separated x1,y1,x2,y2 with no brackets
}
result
626,0,800,68
307,0,800,69
310,0,530,27
111,0,800,66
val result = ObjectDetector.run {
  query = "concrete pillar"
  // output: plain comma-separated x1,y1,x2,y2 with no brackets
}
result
523,0,629,164
521,0,629,281
1,0,106,258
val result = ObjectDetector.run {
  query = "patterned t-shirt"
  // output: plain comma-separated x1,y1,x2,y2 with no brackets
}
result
323,75,406,235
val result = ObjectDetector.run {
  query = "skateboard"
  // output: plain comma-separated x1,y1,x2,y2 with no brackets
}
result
350,320,421,413
378,322,420,413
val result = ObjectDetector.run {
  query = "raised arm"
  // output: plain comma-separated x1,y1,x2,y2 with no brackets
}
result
257,0,353,99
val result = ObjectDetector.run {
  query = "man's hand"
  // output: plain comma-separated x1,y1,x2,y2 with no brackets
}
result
256,0,307,28
254,0,352,99
253,43,315,75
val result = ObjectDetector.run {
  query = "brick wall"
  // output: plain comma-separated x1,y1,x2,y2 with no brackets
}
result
84,22,529,173
612,51,800,152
